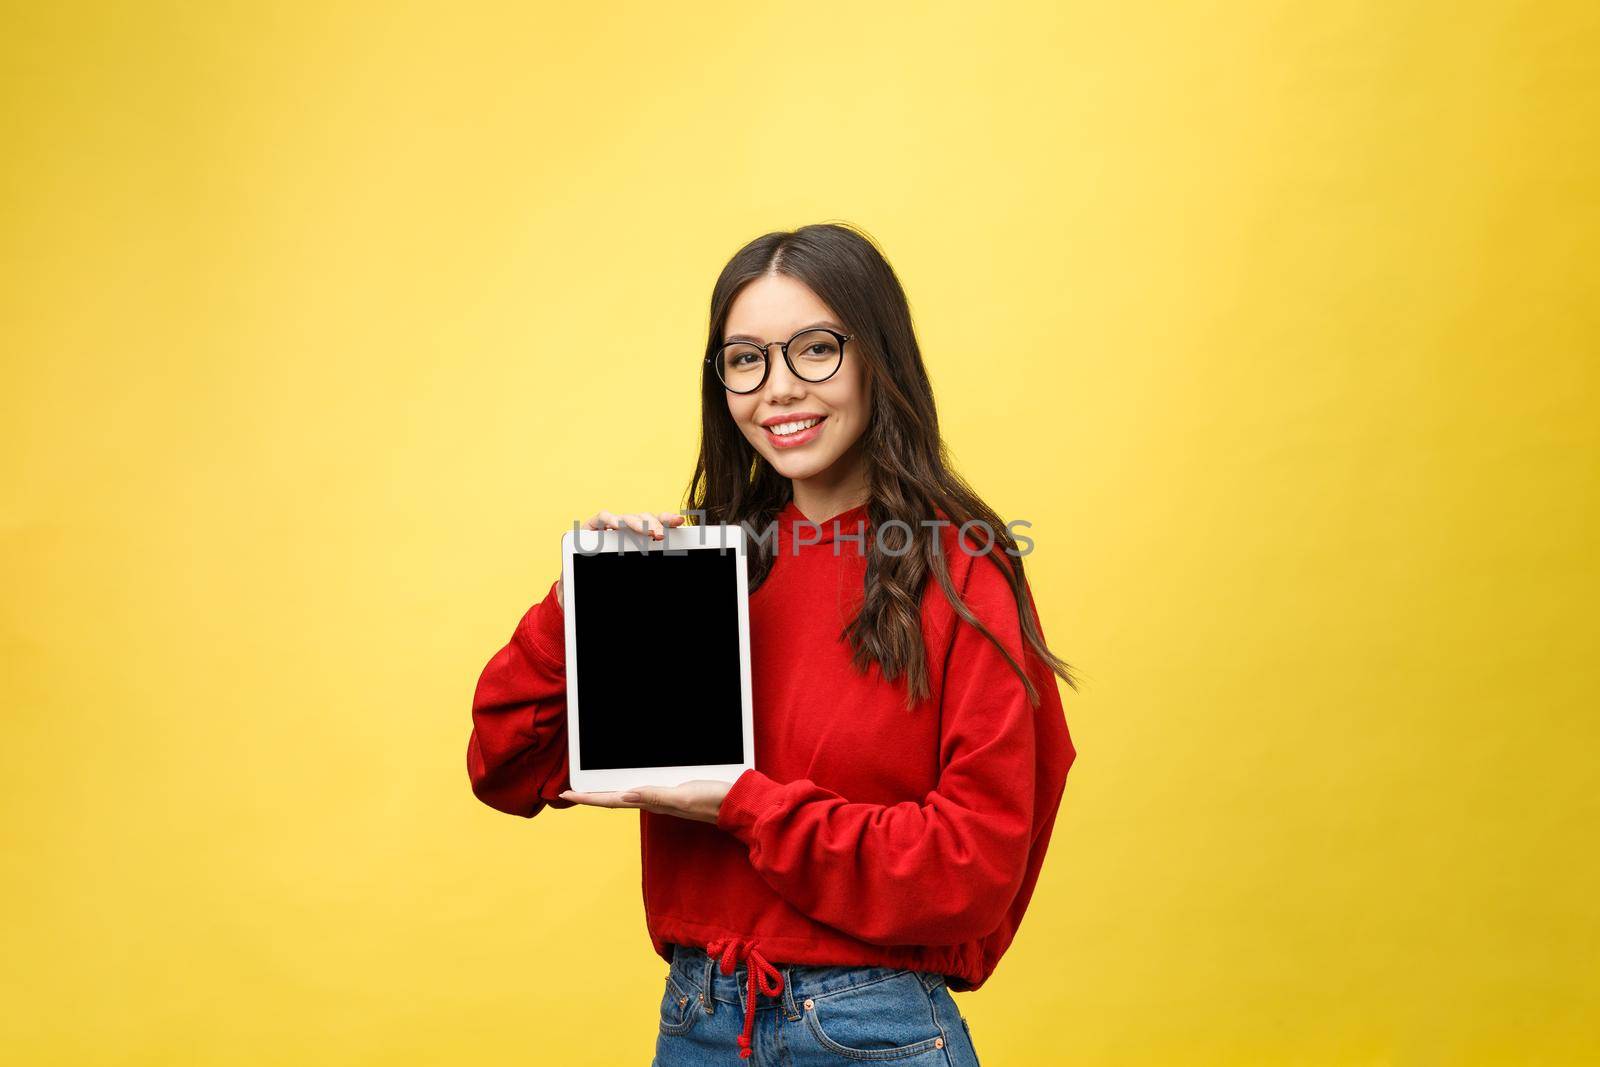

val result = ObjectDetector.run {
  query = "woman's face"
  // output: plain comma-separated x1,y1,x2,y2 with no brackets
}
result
722,273,872,485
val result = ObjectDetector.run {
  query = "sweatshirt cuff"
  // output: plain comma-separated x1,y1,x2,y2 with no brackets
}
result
513,578,566,666
716,768,786,842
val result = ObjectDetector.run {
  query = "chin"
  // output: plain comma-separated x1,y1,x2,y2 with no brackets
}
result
747,441,833,480
768,456,834,480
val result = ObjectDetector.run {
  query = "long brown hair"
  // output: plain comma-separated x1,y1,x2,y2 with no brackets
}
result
685,222,1079,709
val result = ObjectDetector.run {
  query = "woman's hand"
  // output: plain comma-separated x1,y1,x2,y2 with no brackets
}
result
555,508,686,608
558,779,733,824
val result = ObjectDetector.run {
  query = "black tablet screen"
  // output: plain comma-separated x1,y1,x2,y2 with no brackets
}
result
570,544,746,770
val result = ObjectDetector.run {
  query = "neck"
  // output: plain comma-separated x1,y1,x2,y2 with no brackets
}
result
789,446,870,524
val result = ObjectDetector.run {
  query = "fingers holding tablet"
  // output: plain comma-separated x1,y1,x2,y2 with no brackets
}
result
557,788,636,808
582,508,687,541
559,779,732,825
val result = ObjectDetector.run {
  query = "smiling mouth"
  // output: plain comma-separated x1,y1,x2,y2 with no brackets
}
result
766,415,825,437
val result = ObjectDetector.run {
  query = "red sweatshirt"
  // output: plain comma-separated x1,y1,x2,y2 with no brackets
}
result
468,500,1076,1056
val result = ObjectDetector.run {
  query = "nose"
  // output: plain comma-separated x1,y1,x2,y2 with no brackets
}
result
762,345,804,401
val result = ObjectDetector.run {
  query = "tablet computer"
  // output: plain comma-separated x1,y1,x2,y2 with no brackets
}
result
560,522,754,793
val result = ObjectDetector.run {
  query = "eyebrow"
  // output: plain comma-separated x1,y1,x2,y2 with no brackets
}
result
723,320,847,345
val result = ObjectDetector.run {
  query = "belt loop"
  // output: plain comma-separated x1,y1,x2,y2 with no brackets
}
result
702,951,716,1015
781,966,800,1020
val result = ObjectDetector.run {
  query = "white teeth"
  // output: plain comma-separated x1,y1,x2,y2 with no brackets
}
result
769,417,821,436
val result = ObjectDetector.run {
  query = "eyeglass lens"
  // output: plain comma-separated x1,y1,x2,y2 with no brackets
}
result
716,330,844,393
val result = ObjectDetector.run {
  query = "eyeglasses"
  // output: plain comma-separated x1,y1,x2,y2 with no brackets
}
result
706,327,852,394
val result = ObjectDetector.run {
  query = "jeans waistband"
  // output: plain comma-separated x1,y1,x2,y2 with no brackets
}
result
667,942,946,1018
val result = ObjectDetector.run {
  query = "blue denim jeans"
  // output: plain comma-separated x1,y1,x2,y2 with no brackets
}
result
653,943,983,1066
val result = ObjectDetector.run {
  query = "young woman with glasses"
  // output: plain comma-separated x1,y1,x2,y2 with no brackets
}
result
468,222,1079,1065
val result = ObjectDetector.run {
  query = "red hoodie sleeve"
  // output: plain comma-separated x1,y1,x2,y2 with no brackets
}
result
467,579,578,818
715,554,1074,947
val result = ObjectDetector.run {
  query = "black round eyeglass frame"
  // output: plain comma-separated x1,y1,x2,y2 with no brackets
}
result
704,327,854,394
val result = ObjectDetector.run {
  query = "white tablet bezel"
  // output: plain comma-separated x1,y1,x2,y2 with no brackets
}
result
560,522,754,793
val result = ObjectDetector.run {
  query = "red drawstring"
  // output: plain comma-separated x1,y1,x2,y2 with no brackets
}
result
705,937,784,1060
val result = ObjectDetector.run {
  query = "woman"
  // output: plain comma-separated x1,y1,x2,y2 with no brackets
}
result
467,222,1078,1065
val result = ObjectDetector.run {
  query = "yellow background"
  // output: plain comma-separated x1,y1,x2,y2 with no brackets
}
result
3,2,1596,1064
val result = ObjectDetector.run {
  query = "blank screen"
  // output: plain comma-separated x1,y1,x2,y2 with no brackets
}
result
571,544,746,770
